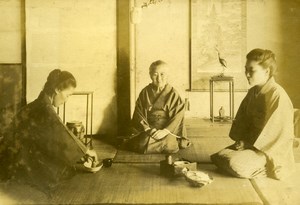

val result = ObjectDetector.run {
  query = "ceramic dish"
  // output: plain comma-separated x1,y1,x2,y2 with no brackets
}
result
183,168,213,187
83,160,103,173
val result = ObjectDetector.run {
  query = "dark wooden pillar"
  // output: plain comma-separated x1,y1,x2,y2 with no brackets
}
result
116,0,134,136
21,0,26,106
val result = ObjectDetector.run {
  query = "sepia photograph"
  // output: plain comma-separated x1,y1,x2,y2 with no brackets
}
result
0,0,300,204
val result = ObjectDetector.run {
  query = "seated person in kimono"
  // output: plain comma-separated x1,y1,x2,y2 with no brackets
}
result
125,60,191,154
0,69,98,191
211,49,295,180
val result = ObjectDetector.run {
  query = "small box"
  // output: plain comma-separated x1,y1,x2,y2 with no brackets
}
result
160,160,197,177
173,161,197,176
160,160,174,177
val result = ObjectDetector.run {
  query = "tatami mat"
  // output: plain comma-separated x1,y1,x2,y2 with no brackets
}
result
186,118,231,137
50,163,262,205
251,163,300,205
0,182,49,205
1,119,299,205
114,136,234,163
92,138,118,162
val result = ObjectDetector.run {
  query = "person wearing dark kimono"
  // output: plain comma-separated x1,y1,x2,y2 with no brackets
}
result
0,69,98,191
125,60,191,154
211,49,295,180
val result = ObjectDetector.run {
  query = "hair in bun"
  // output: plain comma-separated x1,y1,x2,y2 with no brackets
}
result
246,48,277,77
43,69,76,96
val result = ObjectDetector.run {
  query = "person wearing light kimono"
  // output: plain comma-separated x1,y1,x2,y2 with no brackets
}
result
211,49,295,180
0,69,98,191
126,60,191,154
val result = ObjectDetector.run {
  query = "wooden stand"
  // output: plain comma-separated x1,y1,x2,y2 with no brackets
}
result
209,76,234,123
57,91,94,147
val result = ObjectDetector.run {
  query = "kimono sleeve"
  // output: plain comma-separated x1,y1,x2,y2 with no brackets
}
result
254,92,292,151
31,105,86,166
131,89,150,132
253,90,295,179
164,90,185,133
229,92,250,142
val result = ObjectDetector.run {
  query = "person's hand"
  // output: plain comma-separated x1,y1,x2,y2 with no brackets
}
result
84,149,100,168
146,128,157,136
85,149,98,162
234,140,245,151
151,129,170,140
79,149,98,164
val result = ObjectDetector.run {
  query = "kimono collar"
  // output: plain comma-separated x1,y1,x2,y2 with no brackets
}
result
151,83,166,93
150,83,173,94
37,91,56,110
255,77,276,95
146,83,173,111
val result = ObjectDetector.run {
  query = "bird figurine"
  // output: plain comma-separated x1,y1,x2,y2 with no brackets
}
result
215,46,227,77
219,106,225,120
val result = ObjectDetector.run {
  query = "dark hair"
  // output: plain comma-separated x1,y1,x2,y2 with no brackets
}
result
149,60,167,73
246,49,277,77
43,69,76,96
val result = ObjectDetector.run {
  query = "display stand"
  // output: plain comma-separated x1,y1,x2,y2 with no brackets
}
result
57,91,94,146
209,76,234,123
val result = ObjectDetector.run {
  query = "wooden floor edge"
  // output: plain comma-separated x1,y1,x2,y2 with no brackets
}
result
249,179,270,205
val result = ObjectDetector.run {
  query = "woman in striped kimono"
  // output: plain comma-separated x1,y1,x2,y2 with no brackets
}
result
125,60,191,154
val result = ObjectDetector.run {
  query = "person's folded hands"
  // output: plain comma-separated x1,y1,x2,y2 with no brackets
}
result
234,140,252,151
151,129,170,140
146,128,157,136
234,140,245,151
